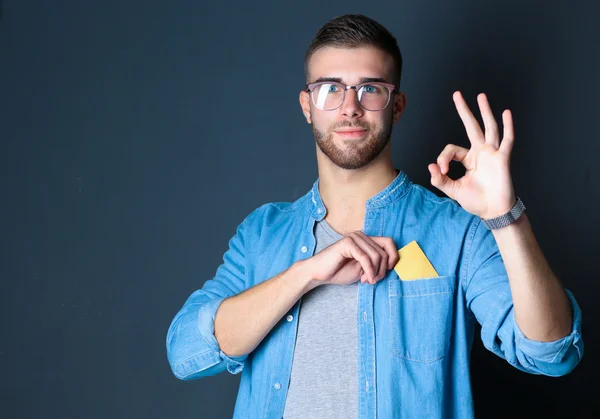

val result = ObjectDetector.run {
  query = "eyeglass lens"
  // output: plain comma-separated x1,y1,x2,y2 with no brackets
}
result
311,83,390,111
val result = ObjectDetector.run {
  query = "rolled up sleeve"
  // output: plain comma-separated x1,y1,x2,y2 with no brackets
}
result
463,218,584,377
511,289,583,376
166,217,251,380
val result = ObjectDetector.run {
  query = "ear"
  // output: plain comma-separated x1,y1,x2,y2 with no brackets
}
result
299,90,312,124
392,91,407,124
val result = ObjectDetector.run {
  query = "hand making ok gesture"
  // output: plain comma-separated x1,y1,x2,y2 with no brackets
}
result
428,91,518,220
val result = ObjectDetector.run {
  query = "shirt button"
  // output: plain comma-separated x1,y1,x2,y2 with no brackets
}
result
301,246,308,253
286,315,294,322
274,383,281,390
317,208,323,213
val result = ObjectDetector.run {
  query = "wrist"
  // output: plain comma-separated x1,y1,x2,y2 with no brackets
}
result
481,197,526,230
292,259,319,293
482,197,518,220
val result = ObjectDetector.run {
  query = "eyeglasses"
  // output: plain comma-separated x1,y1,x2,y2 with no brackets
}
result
305,81,397,111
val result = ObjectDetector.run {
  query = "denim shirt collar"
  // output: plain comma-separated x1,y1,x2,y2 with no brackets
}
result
308,169,412,220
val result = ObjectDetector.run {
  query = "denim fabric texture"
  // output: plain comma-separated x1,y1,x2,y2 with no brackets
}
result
166,169,583,419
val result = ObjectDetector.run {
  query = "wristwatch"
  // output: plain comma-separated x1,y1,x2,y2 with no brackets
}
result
481,197,526,230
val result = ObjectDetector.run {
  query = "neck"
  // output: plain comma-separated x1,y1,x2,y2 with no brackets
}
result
317,149,398,232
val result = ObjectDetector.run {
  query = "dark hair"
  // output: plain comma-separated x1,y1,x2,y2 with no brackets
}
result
304,14,403,87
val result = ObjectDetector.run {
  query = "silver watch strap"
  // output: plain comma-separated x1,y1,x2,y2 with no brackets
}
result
481,197,526,230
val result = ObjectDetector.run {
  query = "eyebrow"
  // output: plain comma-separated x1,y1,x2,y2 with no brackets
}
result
312,76,390,84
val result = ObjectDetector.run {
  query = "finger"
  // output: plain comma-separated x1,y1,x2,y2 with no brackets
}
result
344,259,365,283
344,236,378,284
453,91,484,145
345,260,368,284
477,93,500,148
499,109,515,156
370,236,399,270
355,232,388,282
436,144,469,174
428,163,459,200
350,232,385,284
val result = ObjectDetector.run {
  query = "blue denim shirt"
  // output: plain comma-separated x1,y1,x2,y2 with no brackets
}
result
166,170,583,418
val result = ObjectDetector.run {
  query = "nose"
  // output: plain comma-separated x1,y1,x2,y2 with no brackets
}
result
340,87,364,119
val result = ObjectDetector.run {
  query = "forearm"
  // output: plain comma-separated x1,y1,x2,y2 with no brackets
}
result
214,260,315,357
491,212,573,341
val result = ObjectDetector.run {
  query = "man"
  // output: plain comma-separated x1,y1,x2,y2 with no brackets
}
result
166,14,583,418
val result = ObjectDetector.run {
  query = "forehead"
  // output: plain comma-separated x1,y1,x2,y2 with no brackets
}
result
307,46,395,83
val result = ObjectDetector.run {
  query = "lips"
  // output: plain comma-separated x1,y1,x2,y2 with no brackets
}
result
334,129,367,134
334,128,368,139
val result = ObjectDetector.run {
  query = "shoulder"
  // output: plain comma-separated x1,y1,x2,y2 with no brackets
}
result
241,191,310,230
409,183,472,218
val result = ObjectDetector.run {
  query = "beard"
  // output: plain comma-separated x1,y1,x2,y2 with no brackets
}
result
311,115,393,170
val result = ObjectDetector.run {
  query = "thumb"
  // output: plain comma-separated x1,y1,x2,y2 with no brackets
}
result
428,163,457,199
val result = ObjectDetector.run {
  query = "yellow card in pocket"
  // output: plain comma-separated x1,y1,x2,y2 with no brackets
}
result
393,240,439,281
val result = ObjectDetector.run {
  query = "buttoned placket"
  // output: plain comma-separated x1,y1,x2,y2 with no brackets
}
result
268,216,318,418
357,208,382,418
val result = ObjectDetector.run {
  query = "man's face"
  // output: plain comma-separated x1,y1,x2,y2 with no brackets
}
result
300,46,406,170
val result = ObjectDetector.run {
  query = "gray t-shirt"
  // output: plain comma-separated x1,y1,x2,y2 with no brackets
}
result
283,220,358,419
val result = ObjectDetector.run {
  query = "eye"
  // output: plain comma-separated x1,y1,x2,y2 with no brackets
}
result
362,85,378,93
327,84,340,93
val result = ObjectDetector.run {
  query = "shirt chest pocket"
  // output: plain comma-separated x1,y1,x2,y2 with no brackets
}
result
388,274,457,364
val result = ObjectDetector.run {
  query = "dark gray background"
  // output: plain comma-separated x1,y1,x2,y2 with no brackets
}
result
1,0,597,418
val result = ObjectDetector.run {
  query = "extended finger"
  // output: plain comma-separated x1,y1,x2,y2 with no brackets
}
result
477,93,499,148
499,109,515,156
453,91,484,145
